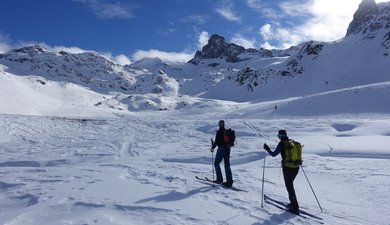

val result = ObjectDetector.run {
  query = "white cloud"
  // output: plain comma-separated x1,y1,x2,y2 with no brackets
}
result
114,54,132,66
215,1,241,22
260,23,305,49
260,23,272,40
0,43,10,54
132,49,194,63
259,0,390,49
131,31,211,63
99,51,132,65
0,33,12,53
230,34,256,49
280,0,360,41
198,31,210,49
74,0,135,19
261,41,276,49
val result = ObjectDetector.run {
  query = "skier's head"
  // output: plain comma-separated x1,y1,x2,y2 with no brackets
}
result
278,129,288,140
218,120,225,128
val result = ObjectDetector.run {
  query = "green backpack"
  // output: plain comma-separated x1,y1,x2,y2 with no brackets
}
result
282,139,303,168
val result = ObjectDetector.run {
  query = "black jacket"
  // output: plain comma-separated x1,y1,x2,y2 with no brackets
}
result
212,128,230,150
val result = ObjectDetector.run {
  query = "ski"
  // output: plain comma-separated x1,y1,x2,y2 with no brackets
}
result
264,197,324,224
264,194,323,220
195,176,247,192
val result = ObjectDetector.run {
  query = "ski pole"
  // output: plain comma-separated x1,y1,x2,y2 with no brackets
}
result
300,165,323,212
212,151,214,187
211,138,215,187
261,151,266,208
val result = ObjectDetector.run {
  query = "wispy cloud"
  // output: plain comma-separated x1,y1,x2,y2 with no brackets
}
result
215,0,241,22
74,0,136,19
0,32,12,53
156,27,178,36
180,14,209,25
246,0,282,20
246,0,264,11
132,49,194,63
231,34,256,49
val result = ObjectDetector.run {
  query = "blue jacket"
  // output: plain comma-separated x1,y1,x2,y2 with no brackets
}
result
266,142,283,157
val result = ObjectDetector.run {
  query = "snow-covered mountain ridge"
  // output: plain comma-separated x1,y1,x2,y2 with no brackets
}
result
187,34,298,65
0,0,389,116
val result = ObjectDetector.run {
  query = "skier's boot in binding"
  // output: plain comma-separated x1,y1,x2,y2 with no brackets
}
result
223,182,232,188
213,180,223,184
287,203,300,215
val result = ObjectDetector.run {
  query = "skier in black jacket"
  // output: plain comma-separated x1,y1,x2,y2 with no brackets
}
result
210,120,233,187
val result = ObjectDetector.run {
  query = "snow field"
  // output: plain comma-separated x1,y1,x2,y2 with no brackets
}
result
1,113,389,224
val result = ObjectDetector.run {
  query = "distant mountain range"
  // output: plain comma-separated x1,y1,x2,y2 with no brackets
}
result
0,0,389,115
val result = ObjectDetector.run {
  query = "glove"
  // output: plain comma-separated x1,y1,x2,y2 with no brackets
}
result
263,143,270,151
210,148,214,153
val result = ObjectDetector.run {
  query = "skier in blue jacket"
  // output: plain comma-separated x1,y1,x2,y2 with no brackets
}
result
263,129,300,215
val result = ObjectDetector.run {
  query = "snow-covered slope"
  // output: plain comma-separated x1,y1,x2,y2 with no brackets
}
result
1,113,389,225
0,65,117,117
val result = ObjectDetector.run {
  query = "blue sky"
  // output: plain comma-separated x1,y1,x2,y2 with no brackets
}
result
0,0,388,64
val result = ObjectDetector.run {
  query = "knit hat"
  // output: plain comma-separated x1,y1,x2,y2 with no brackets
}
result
278,129,288,138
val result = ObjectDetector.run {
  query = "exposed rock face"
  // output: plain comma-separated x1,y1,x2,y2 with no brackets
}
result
188,34,246,64
347,0,379,36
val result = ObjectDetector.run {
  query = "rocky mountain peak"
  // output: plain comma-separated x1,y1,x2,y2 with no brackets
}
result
346,0,379,36
208,34,227,48
188,34,245,64
7,45,48,57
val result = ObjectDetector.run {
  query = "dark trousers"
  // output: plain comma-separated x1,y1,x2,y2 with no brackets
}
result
214,147,233,184
282,166,299,210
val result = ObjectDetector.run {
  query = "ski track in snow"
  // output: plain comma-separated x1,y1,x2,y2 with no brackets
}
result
0,114,390,225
